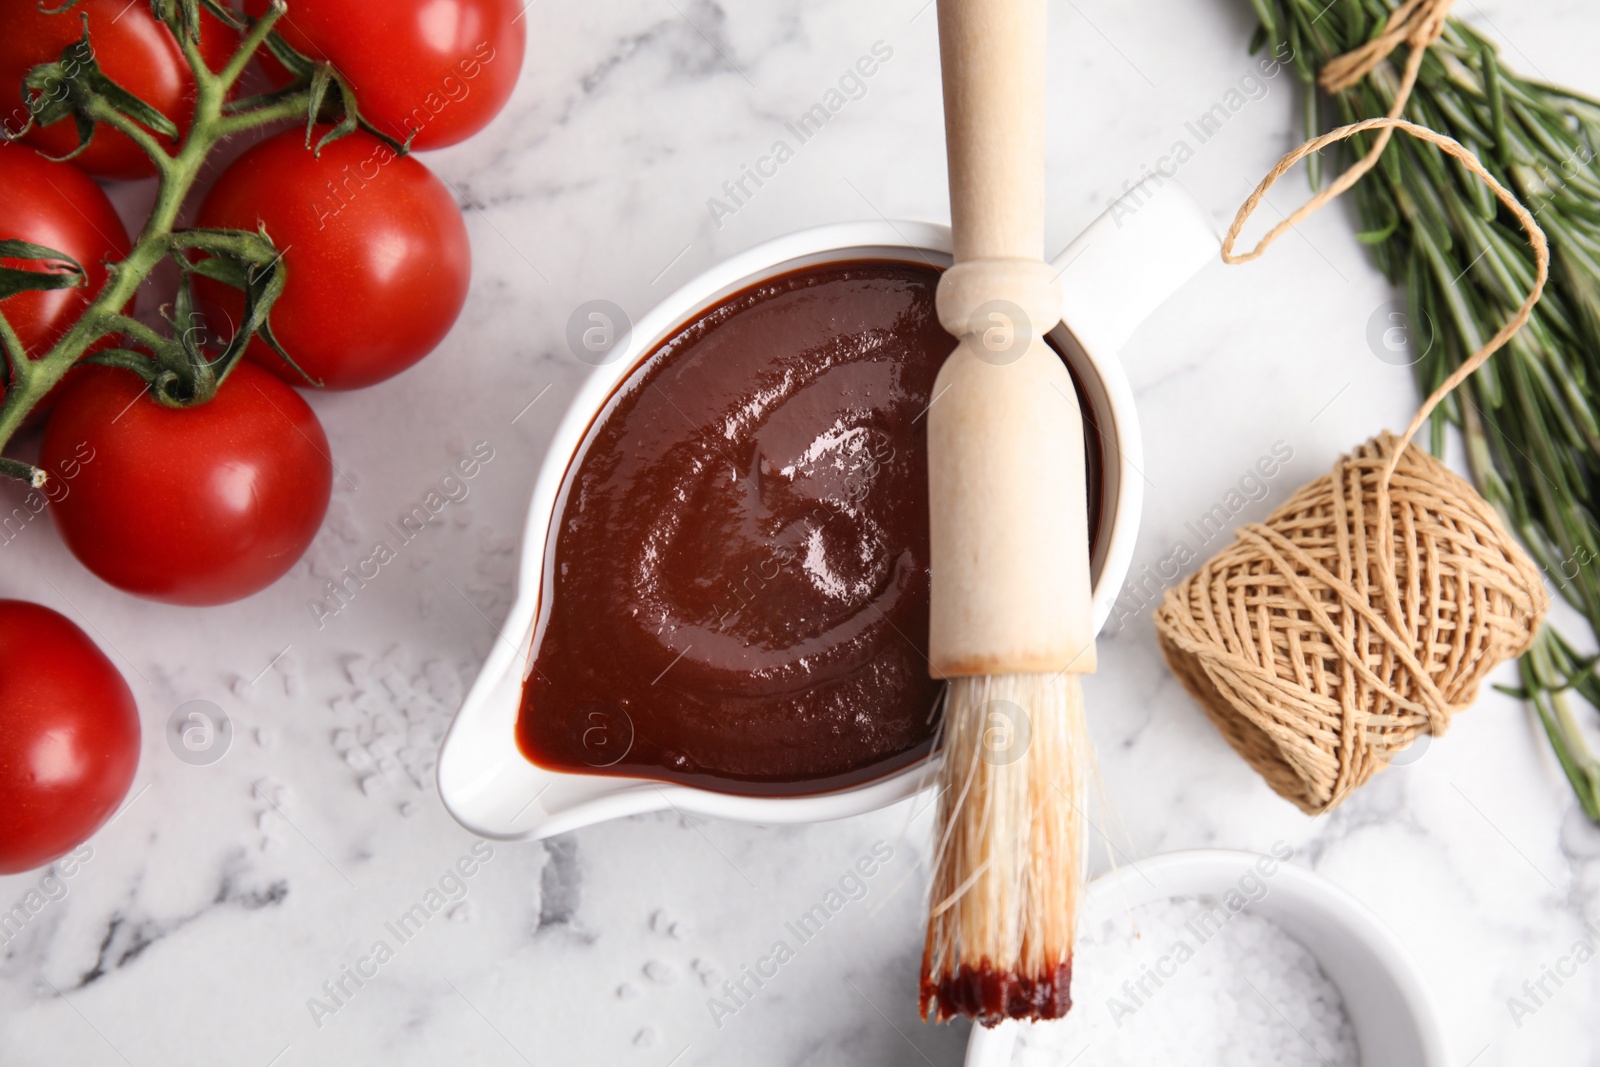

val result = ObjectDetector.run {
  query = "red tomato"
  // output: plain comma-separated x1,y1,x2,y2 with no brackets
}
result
0,599,138,875
193,129,471,390
0,148,131,358
244,0,525,150
0,0,237,180
41,362,334,605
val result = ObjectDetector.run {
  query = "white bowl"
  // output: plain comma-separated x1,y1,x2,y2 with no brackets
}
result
965,850,1451,1067
438,178,1220,840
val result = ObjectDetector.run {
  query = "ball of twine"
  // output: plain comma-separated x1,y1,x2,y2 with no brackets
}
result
1154,433,1548,814
1153,36,1555,813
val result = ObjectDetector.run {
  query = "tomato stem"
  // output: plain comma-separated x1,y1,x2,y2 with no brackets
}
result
218,1,287,92
80,95,179,182
0,458,46,487
99,312,173,355
0,316,27,381
215,91,312,138
0,1,314,484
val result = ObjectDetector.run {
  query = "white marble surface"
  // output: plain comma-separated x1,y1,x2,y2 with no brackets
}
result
3,0,1599,1064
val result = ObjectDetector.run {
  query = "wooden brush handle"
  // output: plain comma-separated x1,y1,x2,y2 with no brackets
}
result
938,0,1046,261
928,0,1095,678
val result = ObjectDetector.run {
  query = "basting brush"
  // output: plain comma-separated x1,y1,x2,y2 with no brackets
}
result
919,0,1095,1026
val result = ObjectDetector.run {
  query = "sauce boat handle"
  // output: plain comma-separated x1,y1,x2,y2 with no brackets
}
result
1051,175,1221,358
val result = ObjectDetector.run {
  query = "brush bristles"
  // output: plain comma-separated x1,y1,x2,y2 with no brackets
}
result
920,671,1087,1026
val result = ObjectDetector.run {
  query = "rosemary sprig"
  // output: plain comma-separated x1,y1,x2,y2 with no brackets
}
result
1247,0,1600,819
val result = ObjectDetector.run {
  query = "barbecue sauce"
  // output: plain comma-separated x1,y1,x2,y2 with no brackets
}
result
517,261,1101,794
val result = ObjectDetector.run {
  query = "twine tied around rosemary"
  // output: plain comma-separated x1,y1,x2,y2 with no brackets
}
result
1153,4,1554,814
1223,0,1455,270
1318,0,1454,94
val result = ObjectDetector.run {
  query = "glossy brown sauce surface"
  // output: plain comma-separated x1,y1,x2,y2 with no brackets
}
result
518,261,1100,794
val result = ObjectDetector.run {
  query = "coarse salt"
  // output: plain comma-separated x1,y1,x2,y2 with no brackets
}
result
1010,896,1360,1067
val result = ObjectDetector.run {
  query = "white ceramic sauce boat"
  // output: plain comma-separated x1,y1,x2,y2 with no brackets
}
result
439,176,1220,841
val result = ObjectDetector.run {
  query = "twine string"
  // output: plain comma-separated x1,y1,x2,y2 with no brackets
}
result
1152,6,1554,814
1221,4,1550,662
1223,117,1549,469
1223,0,1547,475
1222,0,1454,269
1318,0,1455,94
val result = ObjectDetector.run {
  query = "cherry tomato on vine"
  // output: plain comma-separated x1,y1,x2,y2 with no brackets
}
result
0,599,139,875
244,0,526,150
41,362,334,606
0,149,131,359
193,129,471,390
0,0,237,180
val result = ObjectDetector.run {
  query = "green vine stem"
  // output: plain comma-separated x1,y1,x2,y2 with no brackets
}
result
0,1,301,480
0,0,403,486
